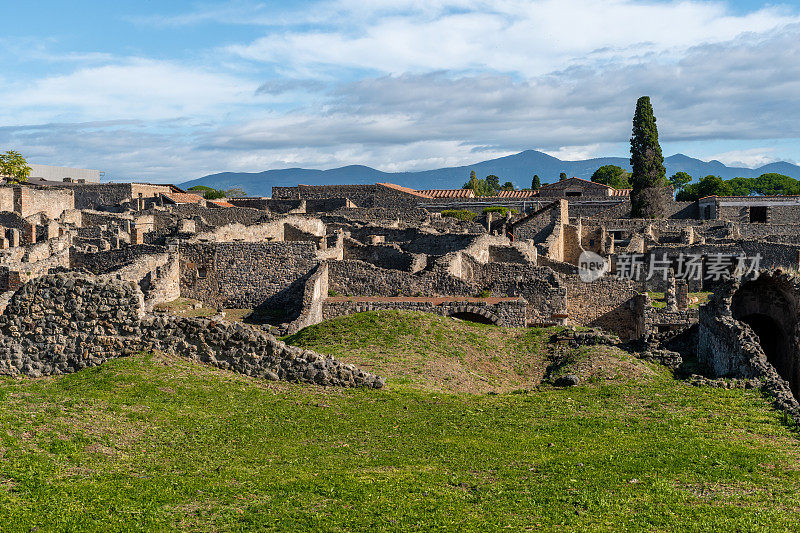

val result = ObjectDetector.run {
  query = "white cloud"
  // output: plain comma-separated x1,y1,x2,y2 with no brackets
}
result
705,148,779,168
6,0,800,180
226,0,800,77
0,58,265,124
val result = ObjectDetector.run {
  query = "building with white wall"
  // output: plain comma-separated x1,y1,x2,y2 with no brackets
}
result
28,164,102,183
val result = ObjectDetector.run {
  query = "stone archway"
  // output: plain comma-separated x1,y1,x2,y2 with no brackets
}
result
732,277,800,399
448,306,501,325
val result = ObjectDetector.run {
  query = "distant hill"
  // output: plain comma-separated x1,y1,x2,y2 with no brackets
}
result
181,150,800,197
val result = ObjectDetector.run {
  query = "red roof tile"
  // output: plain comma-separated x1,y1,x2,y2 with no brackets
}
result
493,190,538,198
209,199,235,207
420,189,476,198
377,183,433,198
163,192,205,204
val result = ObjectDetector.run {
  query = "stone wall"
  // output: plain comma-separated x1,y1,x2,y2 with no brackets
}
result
272,184,424,208
9,186,75,219
343,238,419,271
168,204,271,229
458,254,566,324
71,244,168,274
179,241,320,309
322,297,527,327
71,245,179,311
0,273,382,388
329,259,475,298
562,276,641,339
285,262,329,335
69,183,171,210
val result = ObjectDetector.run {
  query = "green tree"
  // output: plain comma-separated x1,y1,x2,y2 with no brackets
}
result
675,175,732,201
485,175,500,191
224,187,247,198
726,177,754,196
0,150,32,184
668,171,692,193
559,172,567,181
591,165,631,189
531,175,541,190
462,172,494,196
751,173,800,196
630,96,667,218
500,181,515,191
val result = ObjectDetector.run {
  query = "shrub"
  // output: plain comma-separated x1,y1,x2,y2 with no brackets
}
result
482,206,517,217
441,209,477,221
477,289,491,298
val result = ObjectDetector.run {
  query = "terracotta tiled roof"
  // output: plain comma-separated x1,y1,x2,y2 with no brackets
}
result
420,189,476,198
492,190,539,198
377,182,433,198
163,192,205,204
209,199,235,207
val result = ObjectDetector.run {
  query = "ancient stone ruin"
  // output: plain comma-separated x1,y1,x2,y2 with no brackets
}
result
1,178,800,402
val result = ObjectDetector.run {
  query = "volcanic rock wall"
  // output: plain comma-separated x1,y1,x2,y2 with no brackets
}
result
0,273,383,388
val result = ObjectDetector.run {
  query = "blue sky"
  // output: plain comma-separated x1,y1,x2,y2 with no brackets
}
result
2,0,800,182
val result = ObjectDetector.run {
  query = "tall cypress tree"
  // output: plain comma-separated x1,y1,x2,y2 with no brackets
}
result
532,174,541,190
630,96,667,218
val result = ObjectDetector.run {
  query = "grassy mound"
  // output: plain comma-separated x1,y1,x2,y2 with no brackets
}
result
283,311,653,393
0,313,799,530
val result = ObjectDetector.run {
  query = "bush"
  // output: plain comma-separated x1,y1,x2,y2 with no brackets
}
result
477,289,491,298
482,206,516,217
441,209,477,221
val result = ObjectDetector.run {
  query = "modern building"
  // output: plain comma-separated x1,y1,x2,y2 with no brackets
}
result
28,164,102,184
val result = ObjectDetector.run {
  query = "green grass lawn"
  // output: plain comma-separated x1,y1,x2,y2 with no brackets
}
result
1,311,799,531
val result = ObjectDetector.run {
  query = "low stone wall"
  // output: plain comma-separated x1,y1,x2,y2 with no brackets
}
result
0,273,383,388
322,296,527,327
285,262,329,335
343,238,417,271
179,241,320,309
562,276,641,339
329,259,475,298
71,244,167,274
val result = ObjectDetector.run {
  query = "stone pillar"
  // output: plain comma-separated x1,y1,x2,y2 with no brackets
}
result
7,228,20,248
47,222,59,240
665,270,678,312
676,279,689,310
0,236,7,249
131,226,144,245
23,224,37,245
681,226,695,245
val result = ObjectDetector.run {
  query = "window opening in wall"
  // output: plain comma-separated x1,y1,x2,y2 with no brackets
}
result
565,191,582,197
750,206,767,223
197,268,207,279
703,205,711,219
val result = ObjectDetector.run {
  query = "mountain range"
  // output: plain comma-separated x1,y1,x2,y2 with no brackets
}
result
180,150,800,197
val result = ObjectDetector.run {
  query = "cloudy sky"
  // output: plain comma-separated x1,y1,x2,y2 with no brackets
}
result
2,0,800,182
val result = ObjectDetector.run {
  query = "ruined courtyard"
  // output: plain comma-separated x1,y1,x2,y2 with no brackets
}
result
0,176,798,417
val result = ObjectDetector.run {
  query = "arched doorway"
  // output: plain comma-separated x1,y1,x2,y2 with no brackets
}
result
732,278,799,399
449,311,497,325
